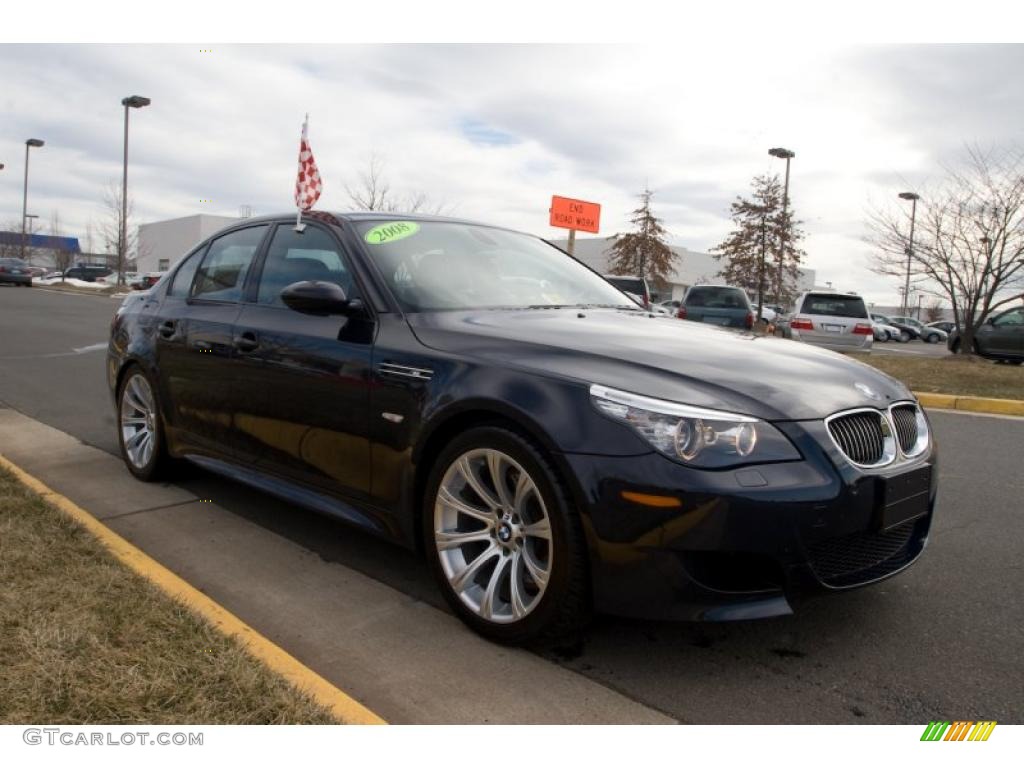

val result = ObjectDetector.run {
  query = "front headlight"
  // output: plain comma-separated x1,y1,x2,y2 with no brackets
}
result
590,384,800,468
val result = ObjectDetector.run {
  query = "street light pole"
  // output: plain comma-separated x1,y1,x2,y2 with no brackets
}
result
21,139,45,261
769,148,795,304
24,214,39,264
119,95,151,285
898,192,919,315
757,210,767,323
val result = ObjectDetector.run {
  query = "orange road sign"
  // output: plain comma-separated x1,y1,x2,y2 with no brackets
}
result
549,195,601,234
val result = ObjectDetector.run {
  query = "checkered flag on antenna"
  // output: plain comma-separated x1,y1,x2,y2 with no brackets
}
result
294,114,322,212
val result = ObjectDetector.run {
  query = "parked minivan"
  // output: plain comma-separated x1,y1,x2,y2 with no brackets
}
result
777,291,873,351
677,284,754,329
603,275,650,309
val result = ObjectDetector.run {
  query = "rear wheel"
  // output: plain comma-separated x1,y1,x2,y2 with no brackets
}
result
117,366,171,481
423,426,589,644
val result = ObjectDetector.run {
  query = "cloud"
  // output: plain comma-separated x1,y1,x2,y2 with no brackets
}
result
0,43,1021,304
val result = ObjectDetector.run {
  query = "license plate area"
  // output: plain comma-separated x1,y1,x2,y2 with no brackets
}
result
876,464,932,530
823,323,842,333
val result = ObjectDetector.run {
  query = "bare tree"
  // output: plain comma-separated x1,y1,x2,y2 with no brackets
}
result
344,153,451,215
49,211,75,280
867,145,1024,355
0,220,24,260
924,299,944,324
98,181,147,281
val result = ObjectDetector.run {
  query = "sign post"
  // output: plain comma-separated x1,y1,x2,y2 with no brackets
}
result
549,195,601,255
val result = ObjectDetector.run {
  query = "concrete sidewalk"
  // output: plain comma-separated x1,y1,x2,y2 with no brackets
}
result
0,408,673,725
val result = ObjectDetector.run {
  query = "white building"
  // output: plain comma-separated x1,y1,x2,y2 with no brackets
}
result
137,214,240,273
551,236,816,302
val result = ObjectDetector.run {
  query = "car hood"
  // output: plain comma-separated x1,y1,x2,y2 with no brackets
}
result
406,308,913,421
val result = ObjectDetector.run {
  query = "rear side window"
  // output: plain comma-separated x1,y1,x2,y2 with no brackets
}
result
167,247,206,297
192,226,268,302
801,294,868,318
686,286,750,309
256,225,359,306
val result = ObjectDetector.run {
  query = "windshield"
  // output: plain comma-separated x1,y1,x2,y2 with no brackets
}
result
801,294,868,319
356,220,634,311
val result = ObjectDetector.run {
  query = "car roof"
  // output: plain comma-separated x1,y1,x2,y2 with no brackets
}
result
222,210,527,235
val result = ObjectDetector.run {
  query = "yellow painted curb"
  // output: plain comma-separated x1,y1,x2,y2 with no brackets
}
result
914,392,1024,417
913,393,960,410
0,453,386,726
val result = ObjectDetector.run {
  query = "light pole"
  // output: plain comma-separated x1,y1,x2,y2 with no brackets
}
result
769,147,795,304
24,214,39,264
898,191,920,315
21,139,45,261
757,210,767,323
120,95,151,285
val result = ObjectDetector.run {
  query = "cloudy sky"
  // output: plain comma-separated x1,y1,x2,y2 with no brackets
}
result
1,43,1022,303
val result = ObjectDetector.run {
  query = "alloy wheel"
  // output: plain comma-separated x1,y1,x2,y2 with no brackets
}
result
433,448,553,624
120,373,157,470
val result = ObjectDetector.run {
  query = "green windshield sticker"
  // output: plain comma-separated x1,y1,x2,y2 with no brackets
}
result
364,221,420,245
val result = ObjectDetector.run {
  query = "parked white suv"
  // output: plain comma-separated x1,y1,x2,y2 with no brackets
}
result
776,291,874,351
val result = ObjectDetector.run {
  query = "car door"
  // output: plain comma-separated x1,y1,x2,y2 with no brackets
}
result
154,224,269,457
229,222,376,502
979,307,1024,357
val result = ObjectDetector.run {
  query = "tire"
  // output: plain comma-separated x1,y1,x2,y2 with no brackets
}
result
116,365,172,481
881,331,891,342
925,333,939,344
899,330,911,343
422,425,590,644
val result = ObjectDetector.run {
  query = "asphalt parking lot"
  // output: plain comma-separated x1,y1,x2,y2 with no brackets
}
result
1,285,1022,724
870,340,951,358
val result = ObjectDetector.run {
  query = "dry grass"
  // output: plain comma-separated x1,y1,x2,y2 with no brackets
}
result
0,466,337,724
849,353,1024,400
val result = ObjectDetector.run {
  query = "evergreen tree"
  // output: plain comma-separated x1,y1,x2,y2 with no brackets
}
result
712,174,805,306
607,188,679,290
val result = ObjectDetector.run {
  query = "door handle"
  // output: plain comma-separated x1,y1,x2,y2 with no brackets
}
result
158,320,176,339
234,331,259,352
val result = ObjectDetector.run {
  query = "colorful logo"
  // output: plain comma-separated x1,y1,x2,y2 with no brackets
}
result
920,721,997,741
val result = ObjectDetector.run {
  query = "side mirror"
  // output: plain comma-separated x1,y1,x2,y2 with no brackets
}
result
280,281,356,315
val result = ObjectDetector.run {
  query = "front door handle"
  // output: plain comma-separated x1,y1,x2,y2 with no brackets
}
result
158,320,176,339
234,331,259,352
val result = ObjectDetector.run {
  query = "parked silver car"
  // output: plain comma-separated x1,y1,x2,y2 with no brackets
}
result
889,315,947,344
776,291,874,351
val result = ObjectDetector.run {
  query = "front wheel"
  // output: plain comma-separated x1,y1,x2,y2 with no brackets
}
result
423,426,589,644
899,330,911,343
925,333,939,344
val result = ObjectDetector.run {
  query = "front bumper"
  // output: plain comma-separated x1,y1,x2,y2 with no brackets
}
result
564,419,937,621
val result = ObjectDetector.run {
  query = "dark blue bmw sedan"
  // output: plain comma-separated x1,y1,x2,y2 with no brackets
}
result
108,212,937,643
